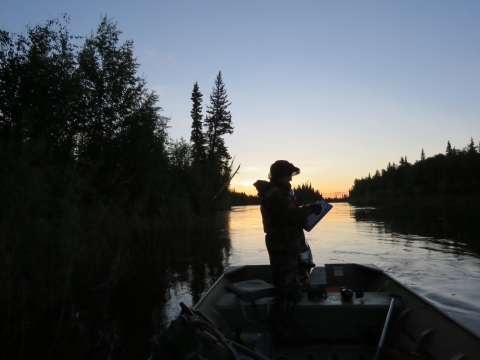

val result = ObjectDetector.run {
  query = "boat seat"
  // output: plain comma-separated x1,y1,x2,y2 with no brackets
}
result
216,291,392,341
224,267,326,302
225,279,276,301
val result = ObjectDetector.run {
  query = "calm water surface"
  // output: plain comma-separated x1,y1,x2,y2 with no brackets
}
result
166,203,480,335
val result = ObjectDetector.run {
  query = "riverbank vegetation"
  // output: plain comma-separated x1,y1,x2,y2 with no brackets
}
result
0,16,235,359
230,182,338,206
349,139,480,236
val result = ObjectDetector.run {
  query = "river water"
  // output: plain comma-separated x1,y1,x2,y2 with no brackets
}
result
165,203,480,336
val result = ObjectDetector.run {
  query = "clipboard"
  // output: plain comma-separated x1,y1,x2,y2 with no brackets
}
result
304,200,333,232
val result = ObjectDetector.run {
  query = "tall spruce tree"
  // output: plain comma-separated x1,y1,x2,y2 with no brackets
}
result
204,71,233,166
190,82,206,161
446,140,452,154
421,148,425,160
468,137,476,154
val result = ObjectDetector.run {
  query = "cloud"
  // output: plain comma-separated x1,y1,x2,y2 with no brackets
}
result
144,46,157,57
151,85,168,95
141,47,177,67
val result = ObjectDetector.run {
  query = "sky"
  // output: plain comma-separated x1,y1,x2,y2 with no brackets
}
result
2,1,479,197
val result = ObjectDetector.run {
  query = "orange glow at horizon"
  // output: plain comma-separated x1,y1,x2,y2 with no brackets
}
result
227,159,356,200
231,184,350,199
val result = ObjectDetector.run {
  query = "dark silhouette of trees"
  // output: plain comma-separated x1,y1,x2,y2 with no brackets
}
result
0,16,237,359
350,138,480,204
204,71,233,167
190,81,206,162
230,182,336,206
0,15,81,164
468,137,477,154
185,73,236,214
76,16,170,190
446,140,452,154
0,15,169,190
421,148,425,161
179,71,236,213
350,138,480,243
294,182,323,203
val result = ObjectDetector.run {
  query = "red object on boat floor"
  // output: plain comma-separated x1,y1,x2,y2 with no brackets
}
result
325,286,343,293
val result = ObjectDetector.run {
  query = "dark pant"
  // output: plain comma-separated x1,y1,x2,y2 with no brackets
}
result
265,232,302,308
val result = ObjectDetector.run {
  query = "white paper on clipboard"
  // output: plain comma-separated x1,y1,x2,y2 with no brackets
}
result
304,200,333,232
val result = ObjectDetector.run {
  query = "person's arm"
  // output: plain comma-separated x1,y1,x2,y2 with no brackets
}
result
264,187,315,227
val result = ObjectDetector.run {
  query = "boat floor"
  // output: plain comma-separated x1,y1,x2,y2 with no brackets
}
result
190,264,480,360
273,342,376,360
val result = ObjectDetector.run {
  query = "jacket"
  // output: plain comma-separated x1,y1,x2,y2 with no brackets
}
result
253,180,314,239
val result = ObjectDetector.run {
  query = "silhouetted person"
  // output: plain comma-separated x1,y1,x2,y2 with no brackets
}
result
254,160,321,340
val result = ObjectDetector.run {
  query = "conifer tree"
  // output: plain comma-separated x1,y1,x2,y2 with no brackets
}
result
421,148,425,160
468,137,476,154
204,71,233,166
190,82,206,161
446,141,452,154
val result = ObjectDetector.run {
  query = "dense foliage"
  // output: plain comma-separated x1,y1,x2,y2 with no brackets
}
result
229,182,327,206
293,182,323,204
0,16,234,359
349,139,480,204
349,139,480,237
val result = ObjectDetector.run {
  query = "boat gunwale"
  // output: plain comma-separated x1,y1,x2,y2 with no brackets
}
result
195,263,480,344
377,266,480,342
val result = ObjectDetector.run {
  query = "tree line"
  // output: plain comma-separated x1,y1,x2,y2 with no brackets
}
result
230,182,326,206
0,16,234,358
349,138,480,204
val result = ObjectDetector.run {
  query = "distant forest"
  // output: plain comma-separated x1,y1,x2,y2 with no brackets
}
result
349,139,480,237
349,139,480,204
231,182,346,206
0,16,236,358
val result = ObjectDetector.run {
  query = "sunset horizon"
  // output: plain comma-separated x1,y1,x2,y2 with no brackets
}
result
2,1,478,199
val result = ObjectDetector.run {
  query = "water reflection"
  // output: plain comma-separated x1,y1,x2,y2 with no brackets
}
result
163,203,480,336
22,202,480,359
163,215,231,322
211,203,480,335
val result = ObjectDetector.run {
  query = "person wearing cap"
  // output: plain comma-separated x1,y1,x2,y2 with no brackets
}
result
253,161,322,331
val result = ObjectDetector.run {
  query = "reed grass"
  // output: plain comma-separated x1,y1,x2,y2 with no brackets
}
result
0,149,208,359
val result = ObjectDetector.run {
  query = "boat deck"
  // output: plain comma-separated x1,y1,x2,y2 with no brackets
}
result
274,342,376,360
216,291,392,341
190,264,480,360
